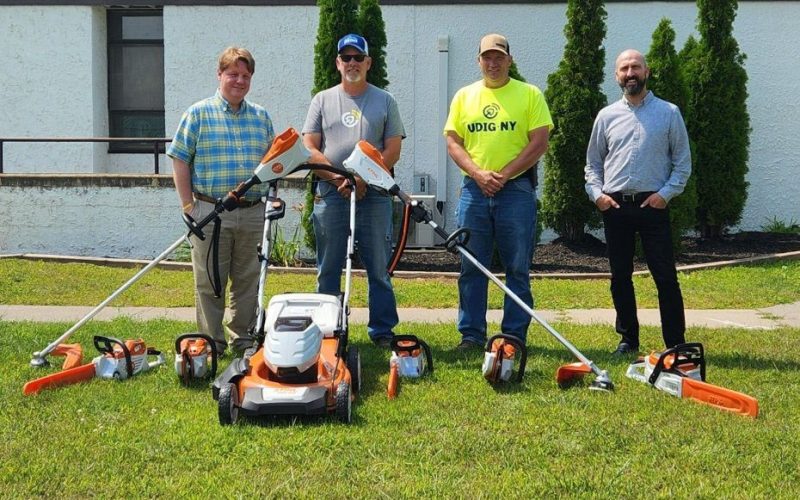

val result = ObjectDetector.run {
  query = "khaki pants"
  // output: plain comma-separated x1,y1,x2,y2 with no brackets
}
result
189,200,264,351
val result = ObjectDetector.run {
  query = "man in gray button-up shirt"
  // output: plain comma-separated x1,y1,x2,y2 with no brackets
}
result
585,49,691,355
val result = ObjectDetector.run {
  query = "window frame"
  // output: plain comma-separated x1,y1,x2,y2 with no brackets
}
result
106,7,165,154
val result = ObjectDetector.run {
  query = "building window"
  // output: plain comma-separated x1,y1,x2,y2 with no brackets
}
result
107,8,164,153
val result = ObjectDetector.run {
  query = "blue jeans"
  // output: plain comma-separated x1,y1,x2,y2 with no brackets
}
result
313,181,398,340
456,176,536,344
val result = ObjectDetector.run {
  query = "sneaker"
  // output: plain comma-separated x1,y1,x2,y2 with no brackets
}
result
455,339,484,352
372,336,393,349
611,342,639,356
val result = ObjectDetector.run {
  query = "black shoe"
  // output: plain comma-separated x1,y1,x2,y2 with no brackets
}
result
230,337,255,355
455,339,483,352
213,341,227,358
372,336,393,349
611,342,639,356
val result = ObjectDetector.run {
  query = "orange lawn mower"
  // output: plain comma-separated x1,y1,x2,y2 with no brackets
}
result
211,130,363,424
625,342,759,418
346,140,614,392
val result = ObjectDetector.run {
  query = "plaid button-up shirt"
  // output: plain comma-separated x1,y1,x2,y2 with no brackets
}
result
167,90,275,201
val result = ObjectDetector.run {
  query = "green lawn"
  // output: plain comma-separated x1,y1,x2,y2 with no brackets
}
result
2,258,799,309
2,319,798,496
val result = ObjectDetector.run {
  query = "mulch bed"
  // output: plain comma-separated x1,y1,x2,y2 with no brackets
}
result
388,232,800,274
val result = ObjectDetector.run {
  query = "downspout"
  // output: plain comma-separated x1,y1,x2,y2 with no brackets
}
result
436,35,449,222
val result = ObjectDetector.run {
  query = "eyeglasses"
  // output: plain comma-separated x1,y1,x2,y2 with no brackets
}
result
339,54,367,63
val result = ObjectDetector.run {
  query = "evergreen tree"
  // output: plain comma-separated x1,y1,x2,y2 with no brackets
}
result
357,0,388,89
302,0,360,250
685,0,750,238
646,18,697,251
508,60,524,82
540,0,608,241
504,61,544,245
312,0,358,95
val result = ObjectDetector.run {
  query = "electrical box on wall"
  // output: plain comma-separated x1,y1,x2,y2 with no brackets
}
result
413,174,430,195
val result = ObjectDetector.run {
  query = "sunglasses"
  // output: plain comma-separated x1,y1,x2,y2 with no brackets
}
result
339,54,367,63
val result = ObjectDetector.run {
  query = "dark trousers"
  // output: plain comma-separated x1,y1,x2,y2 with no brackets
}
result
602,202,686,348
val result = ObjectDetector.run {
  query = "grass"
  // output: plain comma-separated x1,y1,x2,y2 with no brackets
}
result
2,319,799,496
2,258,800,310
761,216,800,234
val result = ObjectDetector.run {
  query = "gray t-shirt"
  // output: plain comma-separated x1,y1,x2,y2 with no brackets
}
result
302,84,405,169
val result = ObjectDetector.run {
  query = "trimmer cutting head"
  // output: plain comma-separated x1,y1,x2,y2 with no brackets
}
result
556,362,615,392
588,371,615,392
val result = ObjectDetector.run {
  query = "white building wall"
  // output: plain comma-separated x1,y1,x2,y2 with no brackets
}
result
0,6,96,172
161,2,800,234
0,184,183,257
1,2,799,259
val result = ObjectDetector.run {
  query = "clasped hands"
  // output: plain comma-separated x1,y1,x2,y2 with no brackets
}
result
473,170,507,197
332,175,367,201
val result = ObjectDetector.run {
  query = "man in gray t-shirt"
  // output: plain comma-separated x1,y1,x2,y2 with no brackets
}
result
302,33,406,348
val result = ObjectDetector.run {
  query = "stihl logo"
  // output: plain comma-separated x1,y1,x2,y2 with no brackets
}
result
272,163,284,174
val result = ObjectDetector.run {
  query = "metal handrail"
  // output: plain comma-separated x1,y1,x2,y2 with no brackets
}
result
0,137,172,174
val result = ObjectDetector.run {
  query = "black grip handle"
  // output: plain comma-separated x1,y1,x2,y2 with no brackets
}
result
175,333,218,379
390,335,434,374
485,334,527,383
93,335,133,377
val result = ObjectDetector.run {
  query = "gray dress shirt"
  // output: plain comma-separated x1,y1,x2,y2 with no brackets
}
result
585,91,691,203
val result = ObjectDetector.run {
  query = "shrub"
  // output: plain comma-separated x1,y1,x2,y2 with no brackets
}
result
540,0,608,241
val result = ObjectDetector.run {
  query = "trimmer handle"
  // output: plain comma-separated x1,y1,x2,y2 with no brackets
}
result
390,335,434,373
485,334,527,383
93,335,133,378
444,228,470,254
175,333,218,379
182,212,207,241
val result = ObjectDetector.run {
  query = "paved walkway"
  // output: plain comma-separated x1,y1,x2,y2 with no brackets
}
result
2,302,799,329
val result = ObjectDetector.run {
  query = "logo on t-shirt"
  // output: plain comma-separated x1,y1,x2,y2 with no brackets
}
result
341,108,362,128
483,103,500,119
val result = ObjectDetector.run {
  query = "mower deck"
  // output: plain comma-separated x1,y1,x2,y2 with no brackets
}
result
213,337,355,420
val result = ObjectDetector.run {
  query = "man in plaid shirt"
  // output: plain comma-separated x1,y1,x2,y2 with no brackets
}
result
168,46,275,355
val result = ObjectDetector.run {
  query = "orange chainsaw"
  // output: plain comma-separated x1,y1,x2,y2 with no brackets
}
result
23,336,165,396
625,342,758,418
387,335,433,399
174,333,218,385
482,334,527,384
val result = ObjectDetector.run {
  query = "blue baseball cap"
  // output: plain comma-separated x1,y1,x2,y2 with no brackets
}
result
337,33,369,55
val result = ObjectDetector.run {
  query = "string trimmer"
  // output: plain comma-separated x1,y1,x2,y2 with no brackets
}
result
24,336,165,395
344,140,614,392
29,133,295,370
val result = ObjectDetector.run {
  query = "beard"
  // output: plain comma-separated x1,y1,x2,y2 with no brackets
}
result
344,72,364,84
619,75,647,96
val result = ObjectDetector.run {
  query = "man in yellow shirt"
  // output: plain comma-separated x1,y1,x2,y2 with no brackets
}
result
444,33,553,350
